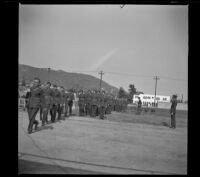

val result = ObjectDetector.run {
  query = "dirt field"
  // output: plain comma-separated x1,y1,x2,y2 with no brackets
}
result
18,109,187,174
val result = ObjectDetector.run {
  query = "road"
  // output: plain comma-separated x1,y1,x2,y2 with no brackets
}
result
18,110,187,174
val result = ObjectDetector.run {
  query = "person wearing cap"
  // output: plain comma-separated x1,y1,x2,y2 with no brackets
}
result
27,77,42,134
170,94,178,129
41,82,52,126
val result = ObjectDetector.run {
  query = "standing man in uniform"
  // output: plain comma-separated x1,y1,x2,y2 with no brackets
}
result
59,86,65,119
27,77,42,134
78,90,85,116
170,94,178,129
137,97,142,115
64,90,69,117
99,91,106,119
41,82,53,126
91,90,98,117
56,86,62,121
68,90,74,116
50,85,57,123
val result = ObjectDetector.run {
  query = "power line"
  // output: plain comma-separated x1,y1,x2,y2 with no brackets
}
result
46,69,187,82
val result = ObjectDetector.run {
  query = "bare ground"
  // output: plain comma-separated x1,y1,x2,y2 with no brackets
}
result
18,109,187,174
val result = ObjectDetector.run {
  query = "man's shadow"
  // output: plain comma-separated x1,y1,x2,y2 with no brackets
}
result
33,125,54,133
162,122,169,127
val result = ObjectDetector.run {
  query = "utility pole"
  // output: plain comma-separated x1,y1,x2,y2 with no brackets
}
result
153,76,160,106
99,70,104,91
48,67,51,82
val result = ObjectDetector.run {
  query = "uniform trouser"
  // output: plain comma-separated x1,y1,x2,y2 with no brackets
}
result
64,102,69,116
57,104,63,120
85,103,91,116
105,106,109,114
96,106,99,116
79,104,85,116
27,107,39,132
171,114,176,128
42,104,51,125
91,105,97,117
39,105,43,120
99,106,105,119
50,104,57,122
68,104,72,115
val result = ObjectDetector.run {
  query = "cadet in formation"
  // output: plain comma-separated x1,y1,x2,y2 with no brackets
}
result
26,77,42,134
41,82,53,126
77,89,128,119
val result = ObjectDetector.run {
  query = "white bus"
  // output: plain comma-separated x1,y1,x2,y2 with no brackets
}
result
133,94,170,107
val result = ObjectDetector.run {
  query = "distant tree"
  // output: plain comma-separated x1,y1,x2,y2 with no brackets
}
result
118,87,128,98
128,84,137,96
128,84,137,103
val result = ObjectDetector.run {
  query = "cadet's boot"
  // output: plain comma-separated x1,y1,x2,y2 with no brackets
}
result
34,121,39,130
28,129,32,134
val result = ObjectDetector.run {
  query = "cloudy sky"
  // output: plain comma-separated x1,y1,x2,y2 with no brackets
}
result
19,4,188,100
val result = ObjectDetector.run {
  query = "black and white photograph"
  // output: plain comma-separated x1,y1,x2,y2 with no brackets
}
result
18,4,188,174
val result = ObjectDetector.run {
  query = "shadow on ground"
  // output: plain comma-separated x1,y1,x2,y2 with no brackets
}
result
18,159,101,174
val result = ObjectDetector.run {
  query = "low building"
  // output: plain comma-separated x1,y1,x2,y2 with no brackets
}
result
133,94,170,107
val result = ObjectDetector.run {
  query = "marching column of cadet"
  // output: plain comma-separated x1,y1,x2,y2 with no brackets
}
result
26,77,128,134
26,78,75,134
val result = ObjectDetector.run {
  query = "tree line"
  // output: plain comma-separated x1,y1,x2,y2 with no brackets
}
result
117,84,143,103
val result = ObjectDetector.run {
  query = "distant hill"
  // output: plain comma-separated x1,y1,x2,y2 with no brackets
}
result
18,64,118,94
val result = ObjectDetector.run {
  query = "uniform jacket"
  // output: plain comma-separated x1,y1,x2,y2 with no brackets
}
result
54,90,61,104
28,86,42,108
41,87,53,106
60,91,65,105
170,99,177,114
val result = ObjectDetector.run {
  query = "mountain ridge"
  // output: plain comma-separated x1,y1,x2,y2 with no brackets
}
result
18,64,118,94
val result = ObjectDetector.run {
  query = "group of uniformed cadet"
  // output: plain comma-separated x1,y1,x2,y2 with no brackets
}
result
25,77,74,134
77,89,128,119
25,77,129,134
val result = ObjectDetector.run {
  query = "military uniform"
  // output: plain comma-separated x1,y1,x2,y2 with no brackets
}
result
50,88,57,122
27,85,42,133
99,92,106,119
64,92,70,117
55,89,62,120
68,92,74,116
91,92,98,117
78,92,85,116
170,96,177,128
85,91,92,116
137,99,142,114
41,86,53,126
60,90,65,117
